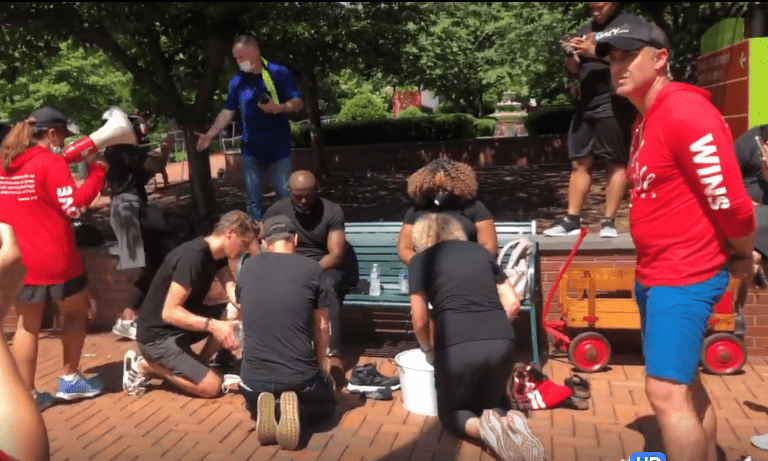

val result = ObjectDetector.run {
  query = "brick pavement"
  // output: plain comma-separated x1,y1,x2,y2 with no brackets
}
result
22,332,768,461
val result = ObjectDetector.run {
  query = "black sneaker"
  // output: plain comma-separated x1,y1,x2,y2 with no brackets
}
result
346,364,400,392
543,216,581,236
211,348,236,370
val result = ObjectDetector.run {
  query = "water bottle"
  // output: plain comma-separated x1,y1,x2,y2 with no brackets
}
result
398,268,409,295
233,321,244,347
370,263,381,296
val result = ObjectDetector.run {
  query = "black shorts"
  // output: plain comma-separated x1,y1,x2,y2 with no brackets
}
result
16,274,87,304
567,111,634,165
137,304,227,384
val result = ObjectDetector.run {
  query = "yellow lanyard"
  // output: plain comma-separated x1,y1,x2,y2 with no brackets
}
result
261,58,279,104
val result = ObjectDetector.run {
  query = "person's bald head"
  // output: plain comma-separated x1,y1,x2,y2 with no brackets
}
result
289,170,318,214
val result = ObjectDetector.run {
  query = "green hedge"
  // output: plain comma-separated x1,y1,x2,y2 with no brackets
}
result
474,118,497,137
522,106,575,136
291,114,490,148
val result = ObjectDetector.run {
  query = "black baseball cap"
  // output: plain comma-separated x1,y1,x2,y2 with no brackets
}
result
29,106,77,136
595,16,669,58
263,215,296,241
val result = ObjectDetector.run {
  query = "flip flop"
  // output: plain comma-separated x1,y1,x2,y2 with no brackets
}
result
559,395,589,411
564,374,591,399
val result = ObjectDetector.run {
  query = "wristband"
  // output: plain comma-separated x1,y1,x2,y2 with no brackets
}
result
204,318,210,331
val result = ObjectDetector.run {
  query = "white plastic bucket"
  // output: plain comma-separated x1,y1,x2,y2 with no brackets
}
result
394,348,438,416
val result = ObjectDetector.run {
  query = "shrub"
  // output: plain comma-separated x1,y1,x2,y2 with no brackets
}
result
523,106,575,136
474,118,497,137
336,92,390,122
396,106,425,118
290,114,484,148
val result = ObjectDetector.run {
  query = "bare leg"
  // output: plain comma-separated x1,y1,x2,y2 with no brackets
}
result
198,335,223,364
646,375,707,461
139,359,222,398
11,302,45,390
566,155,594,216
57,290,91,375
691,375,718,461
604,163,629,220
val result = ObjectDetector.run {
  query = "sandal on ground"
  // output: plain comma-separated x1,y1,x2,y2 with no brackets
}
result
559,395,589,410
564,374,591,399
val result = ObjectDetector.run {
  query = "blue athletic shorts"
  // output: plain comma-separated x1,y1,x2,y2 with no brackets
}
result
634,267,729,385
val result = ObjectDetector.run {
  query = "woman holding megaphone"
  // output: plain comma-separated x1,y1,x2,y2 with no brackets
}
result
0,106,108,411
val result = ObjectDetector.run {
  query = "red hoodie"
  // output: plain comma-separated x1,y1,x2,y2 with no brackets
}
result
628,82,755,286
0,146,106,285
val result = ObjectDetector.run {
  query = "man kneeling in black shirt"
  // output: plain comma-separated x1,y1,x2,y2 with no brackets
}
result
122,210,260,398
237,215,336,450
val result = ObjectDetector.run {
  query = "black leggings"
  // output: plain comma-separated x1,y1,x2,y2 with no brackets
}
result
433,338,516,436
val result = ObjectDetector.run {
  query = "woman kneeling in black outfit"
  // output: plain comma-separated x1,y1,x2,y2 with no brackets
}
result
408,213,545,461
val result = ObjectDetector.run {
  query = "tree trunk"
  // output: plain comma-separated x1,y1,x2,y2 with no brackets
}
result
300,69,328,179
184,126,216,218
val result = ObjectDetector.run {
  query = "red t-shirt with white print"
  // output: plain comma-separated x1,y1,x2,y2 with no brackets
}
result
628,82,755,286
0,145,106,285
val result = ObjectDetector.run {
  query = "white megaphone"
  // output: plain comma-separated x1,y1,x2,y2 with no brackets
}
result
62,106,138,164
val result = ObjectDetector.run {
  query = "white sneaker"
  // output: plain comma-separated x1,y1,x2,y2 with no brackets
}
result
479,409,524,461
122,350,148,395
752,433,768,451
222,374,243,394
599,219,618,238
504,410,546,461
112,319,137,340
543,216,581,236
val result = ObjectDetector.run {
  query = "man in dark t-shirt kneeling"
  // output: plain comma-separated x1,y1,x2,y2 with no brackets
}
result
122,210,260,399
237,215,336,450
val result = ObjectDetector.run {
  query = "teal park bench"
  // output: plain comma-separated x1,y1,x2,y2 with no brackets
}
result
344,221,541,365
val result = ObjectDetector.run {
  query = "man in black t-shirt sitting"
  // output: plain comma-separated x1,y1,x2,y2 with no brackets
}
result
262,170,358,358
237,215,336,450
121,210,260,398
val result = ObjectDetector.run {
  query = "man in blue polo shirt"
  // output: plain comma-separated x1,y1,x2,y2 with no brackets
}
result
197,35,303,220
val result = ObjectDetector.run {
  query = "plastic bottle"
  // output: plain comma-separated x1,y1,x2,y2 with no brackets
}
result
370,263,381,296
398,268,409,295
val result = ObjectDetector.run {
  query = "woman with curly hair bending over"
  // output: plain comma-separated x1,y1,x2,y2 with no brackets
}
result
409,213,545,461
0,107,108,412
397,158,497,265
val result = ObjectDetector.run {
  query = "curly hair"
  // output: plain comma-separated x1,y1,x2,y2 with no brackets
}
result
412,213,467,252
407,158,478,208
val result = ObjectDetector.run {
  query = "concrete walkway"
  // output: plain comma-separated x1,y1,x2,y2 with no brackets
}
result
29,332,768,461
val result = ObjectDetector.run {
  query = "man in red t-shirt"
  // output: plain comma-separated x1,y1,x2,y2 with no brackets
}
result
596,17,755,461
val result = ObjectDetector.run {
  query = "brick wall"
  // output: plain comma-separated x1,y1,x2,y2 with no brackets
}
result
539,249,768,358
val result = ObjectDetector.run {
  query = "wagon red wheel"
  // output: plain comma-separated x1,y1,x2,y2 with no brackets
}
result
701,333,746,375
568,332,611,373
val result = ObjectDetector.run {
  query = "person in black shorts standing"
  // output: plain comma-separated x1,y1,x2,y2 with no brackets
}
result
237,215,336,450
121,210,259,398
262,170,358,358
544,2,638,238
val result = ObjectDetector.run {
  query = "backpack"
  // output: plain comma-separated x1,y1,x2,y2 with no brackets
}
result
496,238,532,301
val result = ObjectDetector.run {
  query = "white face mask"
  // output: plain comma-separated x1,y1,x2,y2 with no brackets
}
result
238,61,252,73
50,146,63,155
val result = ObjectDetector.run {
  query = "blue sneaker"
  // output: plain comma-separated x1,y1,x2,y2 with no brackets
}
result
56,373,104,400
32,390,57,411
